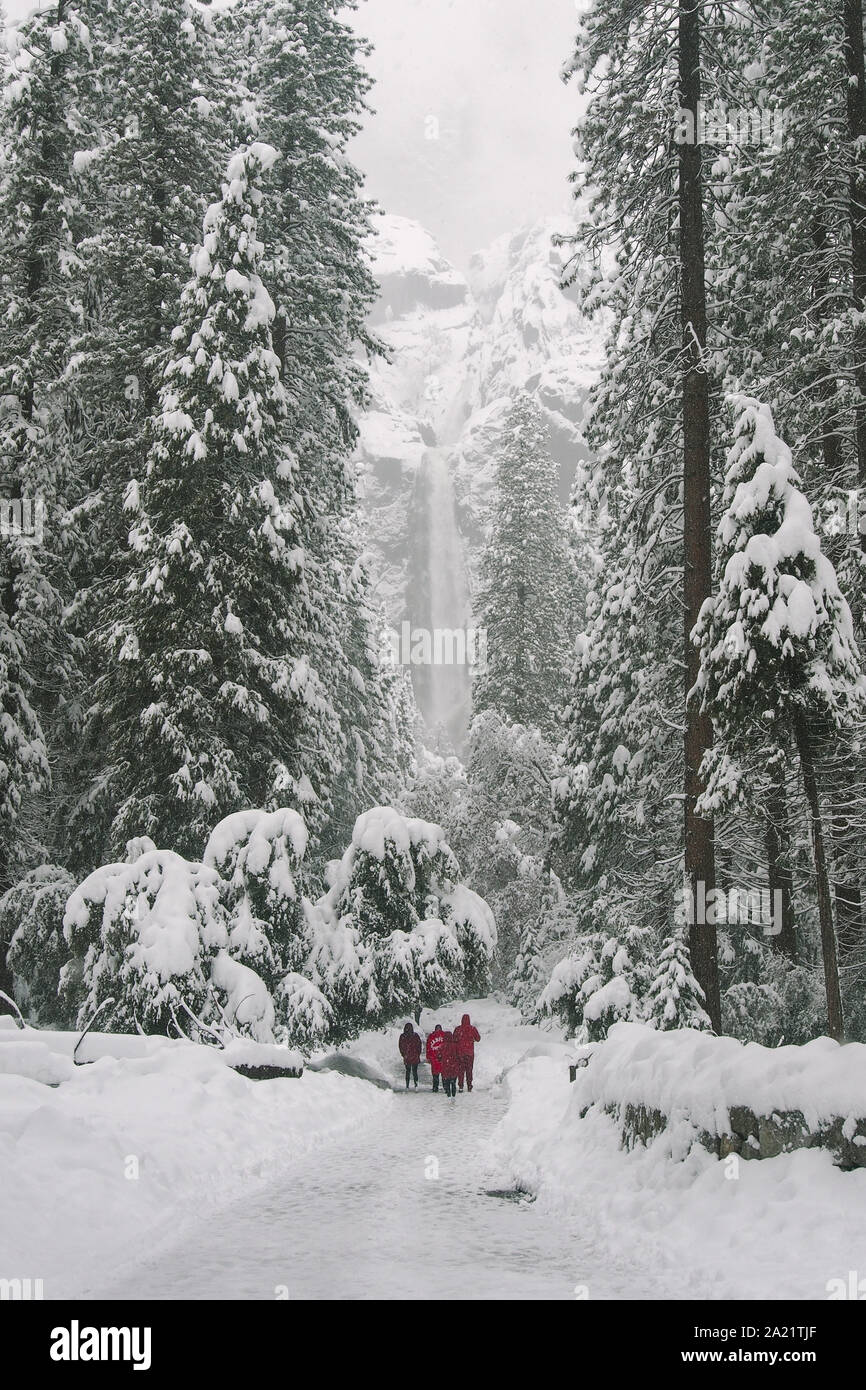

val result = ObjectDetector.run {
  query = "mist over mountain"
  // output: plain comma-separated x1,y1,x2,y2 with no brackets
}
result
346,0,581,269
356,212,602,743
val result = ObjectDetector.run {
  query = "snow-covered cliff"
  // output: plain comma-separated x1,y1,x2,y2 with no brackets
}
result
356,213,602,744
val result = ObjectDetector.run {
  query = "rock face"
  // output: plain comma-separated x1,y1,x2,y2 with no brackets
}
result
356,213,602,746
610,1099,866,1170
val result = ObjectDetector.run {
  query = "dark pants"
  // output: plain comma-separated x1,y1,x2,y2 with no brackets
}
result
457,1058,473,1091
443,1075,457,1097
432,1071,440,1092
404,1063,418,1088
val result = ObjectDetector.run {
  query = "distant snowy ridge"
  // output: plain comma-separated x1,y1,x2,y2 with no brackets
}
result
356,212,603,623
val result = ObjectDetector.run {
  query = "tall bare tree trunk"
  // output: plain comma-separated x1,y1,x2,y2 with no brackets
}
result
810,216,865,955
844,0,866,524
765,758,797,962
679,0,720,1030
794,712,845,1040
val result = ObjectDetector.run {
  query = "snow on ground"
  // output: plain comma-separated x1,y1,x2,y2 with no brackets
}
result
334,993,570,1093
86,999,643,1301
487,1046,866,1301
0,1021,389,1299
6,999,864,1301
569,1019,866,1133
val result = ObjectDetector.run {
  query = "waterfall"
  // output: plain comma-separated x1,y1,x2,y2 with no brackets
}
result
408,445,472,752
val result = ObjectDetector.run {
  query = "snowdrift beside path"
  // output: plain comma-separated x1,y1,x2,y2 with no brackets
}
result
0,1021,304,1079
0,1022,389,1299
487,1036,866,1300
573,1021,866,1134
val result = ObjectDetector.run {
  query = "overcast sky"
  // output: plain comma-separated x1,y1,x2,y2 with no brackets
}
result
347,0,581,266
5,0,582,269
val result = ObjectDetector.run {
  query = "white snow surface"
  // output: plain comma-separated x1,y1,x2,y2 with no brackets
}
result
0,1022,380,1298
571,1020,866,1133
5,1003,864,1300
489,1040,866,1300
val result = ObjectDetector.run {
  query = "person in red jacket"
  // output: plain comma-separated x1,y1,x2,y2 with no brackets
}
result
439,1029,459,1099
426,1024,445,1092
453,1013,481,1093
398,1022,422,1089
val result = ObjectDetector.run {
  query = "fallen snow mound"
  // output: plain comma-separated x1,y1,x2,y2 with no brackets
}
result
573,1021,866,1133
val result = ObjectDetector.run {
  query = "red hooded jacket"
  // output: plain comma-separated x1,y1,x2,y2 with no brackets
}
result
426,1027,445,1074
453,1014,481,1058
438,1031,458,1077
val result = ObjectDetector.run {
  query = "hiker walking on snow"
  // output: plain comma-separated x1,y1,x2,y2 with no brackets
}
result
426,1023,445,1092
453,1013,481,1093
439,1029,459,1099
399,1022,422,1089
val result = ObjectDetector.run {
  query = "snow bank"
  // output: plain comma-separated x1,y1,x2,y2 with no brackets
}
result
0,1023,303,1076
571,1021,866,1135
0,1033,389,1298
487,1045,866,1300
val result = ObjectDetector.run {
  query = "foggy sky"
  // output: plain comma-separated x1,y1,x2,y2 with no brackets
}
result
4,0,583,269
346,0,581,267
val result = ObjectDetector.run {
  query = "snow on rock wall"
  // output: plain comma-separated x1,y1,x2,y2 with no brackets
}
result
356,213,603,745
572,1022,866,1170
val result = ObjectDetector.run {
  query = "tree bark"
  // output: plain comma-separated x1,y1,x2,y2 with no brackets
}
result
794,712,845,1040
765,758,797,962
831,802,863,957
812,214,865,954
843,0,866,532
0,942,14,1016
679,0,720,1030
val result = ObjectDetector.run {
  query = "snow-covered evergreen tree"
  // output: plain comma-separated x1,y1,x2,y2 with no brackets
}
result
473,392,573,737
310,806,495,1034
1,864,77,1024
541,906,651,1042
233,0,392,857
64,0,228,869
646,927,710,1032
98,143,335,856
695,397,866,1039
509,915,547,1022
203,807,309,989
63,848,229,1034
0,1,94,889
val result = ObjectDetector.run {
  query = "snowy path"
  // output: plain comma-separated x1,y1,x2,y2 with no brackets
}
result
86,1080,630,1301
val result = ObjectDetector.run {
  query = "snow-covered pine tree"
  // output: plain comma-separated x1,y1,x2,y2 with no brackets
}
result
99,142,331,856
1,864,77,1025
646,926,710,1032
553,525,681,962
0,0,94,897
473,392,572,737
63,847,230,1034
458,710,555,989
313,806,494,1031
64,0,228,869
508,914,547,1022
560,0,767,1030
694,397,866,1039
707,1,866,961
203,807,310,989
541,903,651,1042
231,0,391,859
